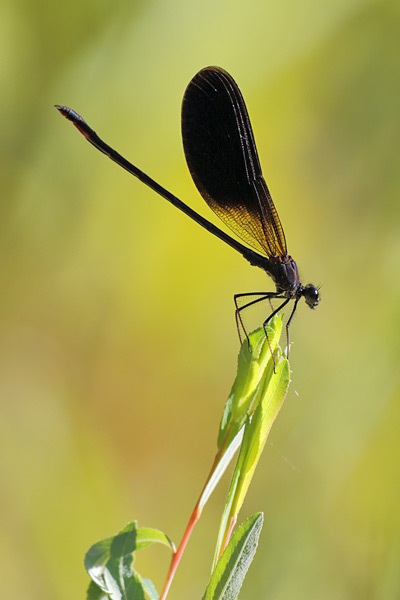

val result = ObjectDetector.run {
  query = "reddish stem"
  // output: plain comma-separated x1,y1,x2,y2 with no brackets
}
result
159,446,227,600
159,502,201,600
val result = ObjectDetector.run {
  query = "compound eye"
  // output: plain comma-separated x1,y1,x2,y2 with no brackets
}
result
304,284,320,308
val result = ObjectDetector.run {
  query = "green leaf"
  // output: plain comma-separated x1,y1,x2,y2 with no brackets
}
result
203,513,263,600
102,554,145,600
230,355,290,517
198,428,245,512
85,537,115,592
85,523,137,591
218,316,283,450
87,574,158,600
214,331,289,565
109,522,138,558
135,527,175,552
85,522,171,599
87,580,109,600
86,548,147,600
197,318,285,517
141,578,159,600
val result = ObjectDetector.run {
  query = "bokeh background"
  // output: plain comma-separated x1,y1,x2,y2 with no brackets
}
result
1,0,399,598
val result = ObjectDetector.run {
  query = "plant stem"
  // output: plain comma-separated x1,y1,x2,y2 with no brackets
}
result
159,443,230,600
159,502,201,600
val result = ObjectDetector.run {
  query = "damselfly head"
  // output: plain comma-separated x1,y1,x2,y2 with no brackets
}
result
303,284,320,309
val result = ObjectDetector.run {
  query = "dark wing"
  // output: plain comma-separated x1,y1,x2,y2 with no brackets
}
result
181,66,287,257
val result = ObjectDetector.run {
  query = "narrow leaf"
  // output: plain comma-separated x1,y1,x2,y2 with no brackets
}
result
230,356,290,517
214,333,289,564
203,513,263,600
218,316,283,450
198,427,244,512
197,318,284,519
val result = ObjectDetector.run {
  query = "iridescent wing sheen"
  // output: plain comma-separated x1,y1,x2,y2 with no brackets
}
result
181,66,287,258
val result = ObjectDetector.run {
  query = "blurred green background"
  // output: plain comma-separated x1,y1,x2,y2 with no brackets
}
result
1,0,400,598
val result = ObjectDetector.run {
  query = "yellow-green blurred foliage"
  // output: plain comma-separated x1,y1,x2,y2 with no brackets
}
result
1,0,399,598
